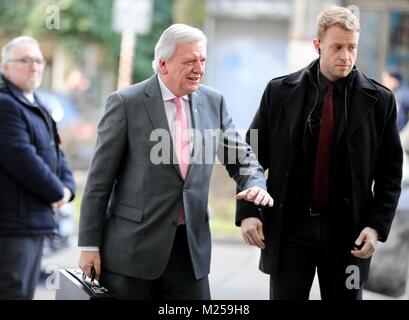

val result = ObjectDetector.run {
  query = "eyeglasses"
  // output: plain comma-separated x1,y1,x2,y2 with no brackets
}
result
7,58,46,67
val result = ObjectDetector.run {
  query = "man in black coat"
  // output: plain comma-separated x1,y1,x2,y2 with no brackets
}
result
236,6,403,300
0,36,75,299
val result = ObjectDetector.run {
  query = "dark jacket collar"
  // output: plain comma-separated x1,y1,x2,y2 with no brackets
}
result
282,58,378,93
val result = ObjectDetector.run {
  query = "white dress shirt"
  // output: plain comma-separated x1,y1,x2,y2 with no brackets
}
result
157,75,193,153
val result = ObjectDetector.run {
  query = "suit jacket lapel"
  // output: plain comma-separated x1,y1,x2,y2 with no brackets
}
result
348,72,378,137
143,76,171,133
281,85,306,140
143,75,184,180
186,90,205,180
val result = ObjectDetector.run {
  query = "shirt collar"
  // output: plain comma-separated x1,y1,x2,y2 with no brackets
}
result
318,68,351,93
157,74,189,102
23,92,35,103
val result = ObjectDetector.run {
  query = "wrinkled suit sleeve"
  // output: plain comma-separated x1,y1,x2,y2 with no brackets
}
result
78,93,127,247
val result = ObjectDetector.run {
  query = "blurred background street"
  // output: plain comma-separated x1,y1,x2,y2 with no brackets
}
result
0,0,408,300
35,235,398,300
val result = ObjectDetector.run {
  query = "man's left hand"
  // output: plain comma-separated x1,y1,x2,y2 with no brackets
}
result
236,187,274,207
51,187,72,211
351,227,378,259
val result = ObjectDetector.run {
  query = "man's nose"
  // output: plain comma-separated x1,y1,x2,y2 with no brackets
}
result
340,48,350,61
29,63,41,72
193,60,205,73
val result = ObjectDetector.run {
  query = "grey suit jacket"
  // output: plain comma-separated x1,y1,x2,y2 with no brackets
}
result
79,75,266,280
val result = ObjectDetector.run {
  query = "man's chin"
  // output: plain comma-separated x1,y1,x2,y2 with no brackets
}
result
29,81,41,92
335,70,352,79
184,84,200,94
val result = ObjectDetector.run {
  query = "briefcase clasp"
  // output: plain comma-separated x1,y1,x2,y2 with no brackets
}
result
82,266,110,295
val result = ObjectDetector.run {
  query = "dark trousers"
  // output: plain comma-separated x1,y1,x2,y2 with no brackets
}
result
0,235,44,299
100,225,211,300
270,214,362,300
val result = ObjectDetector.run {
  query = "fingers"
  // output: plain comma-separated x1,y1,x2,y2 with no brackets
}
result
79,251,101,279
241,218,265,249
354,233,366,249
260,192,274,207
236,189,250,200
236,187,274,207
63,187,72,203
51,200,64,211
351,227,378,259
253,188,264,205
351,241,376,259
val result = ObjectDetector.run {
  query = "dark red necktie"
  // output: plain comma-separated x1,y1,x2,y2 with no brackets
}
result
312,82,335,209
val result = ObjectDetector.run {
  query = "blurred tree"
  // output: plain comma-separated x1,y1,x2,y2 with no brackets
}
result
172,0,206,27
0,0,200,84
133,0,208,82
133,0,175,83
0,0,173,82
0,0,121,68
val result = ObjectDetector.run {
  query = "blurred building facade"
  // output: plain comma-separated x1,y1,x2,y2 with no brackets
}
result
347,0,409,81
204,0,409,129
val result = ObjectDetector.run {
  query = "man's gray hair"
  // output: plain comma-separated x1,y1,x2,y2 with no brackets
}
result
152,24,207,74
1,36,40,67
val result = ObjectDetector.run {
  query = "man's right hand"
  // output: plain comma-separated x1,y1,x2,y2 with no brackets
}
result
240,217,265,249
79,251,101,279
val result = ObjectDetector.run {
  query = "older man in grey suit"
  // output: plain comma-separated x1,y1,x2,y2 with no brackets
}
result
79,24,272,299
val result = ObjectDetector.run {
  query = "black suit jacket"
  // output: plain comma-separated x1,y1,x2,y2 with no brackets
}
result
236,60,403,280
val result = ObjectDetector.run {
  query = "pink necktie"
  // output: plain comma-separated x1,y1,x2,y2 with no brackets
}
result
172,97,190,177
171,97,190,224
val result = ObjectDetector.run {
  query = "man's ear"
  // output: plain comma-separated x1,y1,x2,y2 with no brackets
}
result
159,59,167,74
313,39,321,55
1,63,8,77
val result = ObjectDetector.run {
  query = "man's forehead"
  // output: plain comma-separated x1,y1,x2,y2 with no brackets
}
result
175,41,205,50
174,49,207,59
323,29,359,44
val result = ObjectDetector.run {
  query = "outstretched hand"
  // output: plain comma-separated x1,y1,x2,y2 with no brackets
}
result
236,187,274,207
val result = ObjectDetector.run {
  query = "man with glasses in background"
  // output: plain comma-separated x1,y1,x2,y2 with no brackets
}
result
0,36,75,299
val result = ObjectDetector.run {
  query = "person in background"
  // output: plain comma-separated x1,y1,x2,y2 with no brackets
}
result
237,6,402,300
78,24,273,299
0,36,76,299
382,67,409,132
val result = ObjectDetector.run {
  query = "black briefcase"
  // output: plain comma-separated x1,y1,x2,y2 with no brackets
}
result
55,268,115,300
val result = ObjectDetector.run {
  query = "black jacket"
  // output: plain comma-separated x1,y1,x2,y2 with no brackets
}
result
0,75,75,235
236,60,403,279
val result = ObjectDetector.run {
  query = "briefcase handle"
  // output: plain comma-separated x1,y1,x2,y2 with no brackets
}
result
81,266,110,295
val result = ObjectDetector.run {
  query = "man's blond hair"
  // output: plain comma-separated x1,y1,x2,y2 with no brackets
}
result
316,6,360,40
